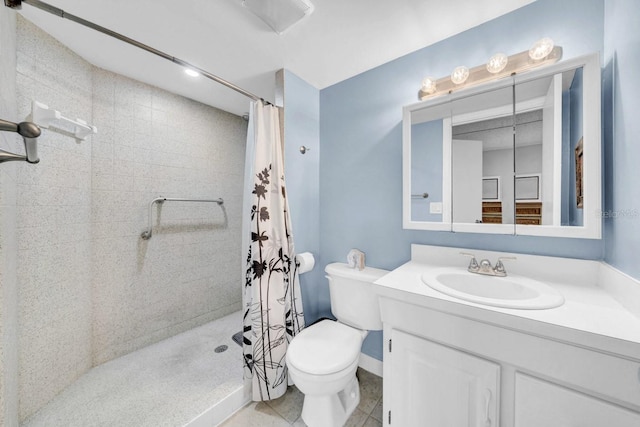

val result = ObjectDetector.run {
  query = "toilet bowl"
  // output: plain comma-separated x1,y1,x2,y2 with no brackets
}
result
286,263,388,427
287,320,365,426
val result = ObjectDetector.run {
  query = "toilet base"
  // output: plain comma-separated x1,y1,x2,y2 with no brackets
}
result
300,375,360,427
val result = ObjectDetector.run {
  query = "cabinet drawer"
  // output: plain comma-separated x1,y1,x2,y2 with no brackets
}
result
516,207,541,215
515,217,541,225
515,373,640,426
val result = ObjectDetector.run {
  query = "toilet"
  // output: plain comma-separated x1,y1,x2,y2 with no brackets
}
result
286,262,388,427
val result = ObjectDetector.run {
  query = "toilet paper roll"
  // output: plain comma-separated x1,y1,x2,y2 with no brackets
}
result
296,252,315,274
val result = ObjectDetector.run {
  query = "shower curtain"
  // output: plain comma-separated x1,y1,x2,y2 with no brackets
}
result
242,100,305,401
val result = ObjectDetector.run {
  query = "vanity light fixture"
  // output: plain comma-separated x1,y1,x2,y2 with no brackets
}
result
418,38,561,101
451,66,469,84
529,37,555,61
421,77,437,95
486,53,508,74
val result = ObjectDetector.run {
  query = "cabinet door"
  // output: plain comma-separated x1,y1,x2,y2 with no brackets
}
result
389,329,500,427
515,373,640,427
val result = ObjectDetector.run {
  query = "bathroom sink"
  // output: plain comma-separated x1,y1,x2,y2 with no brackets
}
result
421,268,564,309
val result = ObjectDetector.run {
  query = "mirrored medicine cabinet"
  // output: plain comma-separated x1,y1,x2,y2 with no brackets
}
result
402,53,601,239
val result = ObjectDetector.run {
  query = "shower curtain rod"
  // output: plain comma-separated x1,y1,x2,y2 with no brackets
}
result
5,0,266,104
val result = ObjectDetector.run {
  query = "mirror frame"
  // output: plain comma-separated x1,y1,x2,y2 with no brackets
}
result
402,52,601,239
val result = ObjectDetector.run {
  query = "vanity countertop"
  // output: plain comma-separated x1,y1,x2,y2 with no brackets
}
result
374,245,640,361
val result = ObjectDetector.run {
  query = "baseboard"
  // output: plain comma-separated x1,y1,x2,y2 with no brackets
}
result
186,384,250,427
358,352,383,377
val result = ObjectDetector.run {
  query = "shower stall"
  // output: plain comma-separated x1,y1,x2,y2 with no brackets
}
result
1,7,251,426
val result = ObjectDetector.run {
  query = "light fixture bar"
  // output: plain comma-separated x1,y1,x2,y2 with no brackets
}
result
419,46,563,101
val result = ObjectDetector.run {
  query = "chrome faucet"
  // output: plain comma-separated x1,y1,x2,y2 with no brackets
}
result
460,252,516,277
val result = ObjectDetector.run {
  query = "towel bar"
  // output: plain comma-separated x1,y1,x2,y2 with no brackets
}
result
140,197,224,240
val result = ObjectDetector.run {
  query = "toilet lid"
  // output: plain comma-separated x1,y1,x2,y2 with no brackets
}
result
288,320,363,375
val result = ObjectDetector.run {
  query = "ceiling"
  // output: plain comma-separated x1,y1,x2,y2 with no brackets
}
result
16,0,536,116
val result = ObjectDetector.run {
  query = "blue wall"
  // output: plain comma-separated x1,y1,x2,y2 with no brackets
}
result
318,0,606,360
411,120,443,221
603,0,640,279
283,70,322,324
320,0,604,270
562,68,585,226
283,0,640,362
569,68,584,226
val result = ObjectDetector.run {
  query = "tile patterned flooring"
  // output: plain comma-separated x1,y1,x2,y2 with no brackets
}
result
220,368,383,427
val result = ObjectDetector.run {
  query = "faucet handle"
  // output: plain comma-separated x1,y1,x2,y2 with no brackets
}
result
494,256,516,275
460,252,480,272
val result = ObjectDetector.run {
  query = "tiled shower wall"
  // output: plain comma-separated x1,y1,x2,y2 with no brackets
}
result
0,6,18,426
15,17,94,421
10,17,246,422
90,68,246,364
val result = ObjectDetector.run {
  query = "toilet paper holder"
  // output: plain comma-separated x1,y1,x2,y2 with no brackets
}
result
296,252,315,274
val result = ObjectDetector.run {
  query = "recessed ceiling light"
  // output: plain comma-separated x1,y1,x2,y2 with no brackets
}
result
185,68,200,77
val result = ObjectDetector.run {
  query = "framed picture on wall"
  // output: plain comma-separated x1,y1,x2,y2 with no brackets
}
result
575,137,584,208
515,174,541,201
482,176,501,201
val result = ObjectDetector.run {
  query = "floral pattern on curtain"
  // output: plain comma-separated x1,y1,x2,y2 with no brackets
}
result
242,101,305,401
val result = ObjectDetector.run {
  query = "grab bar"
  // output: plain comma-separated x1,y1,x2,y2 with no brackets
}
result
140,197,224,240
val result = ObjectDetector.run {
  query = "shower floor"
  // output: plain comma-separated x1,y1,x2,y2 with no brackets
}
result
22,311,244,427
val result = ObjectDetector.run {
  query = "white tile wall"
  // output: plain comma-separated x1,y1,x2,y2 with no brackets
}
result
15,17,93,422
9,17,247,422
0,6,19,427
90,68,246,364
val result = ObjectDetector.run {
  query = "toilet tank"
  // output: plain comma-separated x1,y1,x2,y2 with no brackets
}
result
325,262,388,331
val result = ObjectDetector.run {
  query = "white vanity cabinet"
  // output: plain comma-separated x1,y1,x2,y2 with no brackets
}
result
514,374,640,427
388,329,500,427
380,298,640,427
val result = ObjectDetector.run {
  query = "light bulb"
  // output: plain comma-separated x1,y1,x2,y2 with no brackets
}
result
529,37,555,61
185,68,200,77
451,66,469,85
486,53,508,74
421,77,437,94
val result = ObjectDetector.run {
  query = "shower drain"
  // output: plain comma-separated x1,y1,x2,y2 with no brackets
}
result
214,345,228,353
